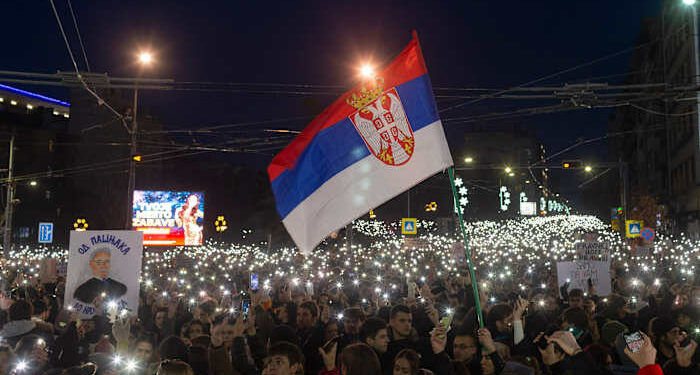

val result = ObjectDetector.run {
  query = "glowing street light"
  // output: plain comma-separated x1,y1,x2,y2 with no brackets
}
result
504,166,512,173
359,64,374,78
138,51,153,65
29,181,37,186
584,165,592,173
683,0,696,5
464,157,474,163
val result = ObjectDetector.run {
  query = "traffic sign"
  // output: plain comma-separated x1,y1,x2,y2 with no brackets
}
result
401,218,417,235
611,219,620,231
640,227,655,241
625,220,643,238
38,222,54,243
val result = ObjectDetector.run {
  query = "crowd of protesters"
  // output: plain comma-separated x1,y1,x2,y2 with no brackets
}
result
0,247,697,375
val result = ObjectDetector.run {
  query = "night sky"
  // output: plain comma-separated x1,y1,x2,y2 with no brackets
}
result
4,0,663,184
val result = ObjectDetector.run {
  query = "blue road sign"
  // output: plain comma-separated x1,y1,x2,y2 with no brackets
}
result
401,218,417,235
625,220,643,238
38,222,53,243
641,228,655,241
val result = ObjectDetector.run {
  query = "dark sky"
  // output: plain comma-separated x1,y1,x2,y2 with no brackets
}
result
3,0,663,177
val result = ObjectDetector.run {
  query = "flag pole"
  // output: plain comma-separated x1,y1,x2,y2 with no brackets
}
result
447,166,484,328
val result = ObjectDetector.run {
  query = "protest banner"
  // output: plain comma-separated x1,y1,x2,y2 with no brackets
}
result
574,241,611,261
556,260,612,297
39,258,57,283
64,230,143,318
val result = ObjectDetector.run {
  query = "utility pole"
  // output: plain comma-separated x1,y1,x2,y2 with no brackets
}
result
407,188,411,217
619,158,628,238
4,135,15,257
125,85,138,229
690,3,700,155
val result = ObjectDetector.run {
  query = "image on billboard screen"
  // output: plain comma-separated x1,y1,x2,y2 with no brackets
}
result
133,190,204,246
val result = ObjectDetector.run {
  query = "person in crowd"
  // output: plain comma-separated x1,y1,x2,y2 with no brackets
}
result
0,300,50,348
450,329,480,375
318,342,382,375
485,303,513,345
13,334,50,375
361,317,391,370
392,349,420,375
561,307,594,347
157,359,195,375
263,341,305,375
0,233,697,375
568,289,585,310
131,336,157,367
650,317,682,365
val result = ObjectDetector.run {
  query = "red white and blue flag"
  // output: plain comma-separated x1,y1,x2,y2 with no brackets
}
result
268,33,453,253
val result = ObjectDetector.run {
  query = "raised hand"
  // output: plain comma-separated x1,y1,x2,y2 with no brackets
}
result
536,333,565,366
547,331,581,356
318,342,337,371
425,303,439,326
673,339,697,368
624,332,656,369
246,310,257,336
430,326,447,354
513,297,527,320
112,315,131,344
477,328,496,354
232,317,247,339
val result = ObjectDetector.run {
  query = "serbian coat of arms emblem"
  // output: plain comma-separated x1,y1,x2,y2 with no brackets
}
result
347,78,415,166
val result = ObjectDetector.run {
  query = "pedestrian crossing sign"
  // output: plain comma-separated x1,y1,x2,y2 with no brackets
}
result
625,220,643,238
401,218,417,235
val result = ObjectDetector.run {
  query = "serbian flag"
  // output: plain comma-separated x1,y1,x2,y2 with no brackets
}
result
268,32,453,253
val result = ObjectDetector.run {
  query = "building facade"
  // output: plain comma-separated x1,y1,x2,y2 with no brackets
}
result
0,83,71,246
610,1,700,234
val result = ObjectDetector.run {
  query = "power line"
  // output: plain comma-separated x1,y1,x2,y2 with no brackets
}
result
48,0,127,131
66,0,91,73
437,23,688,115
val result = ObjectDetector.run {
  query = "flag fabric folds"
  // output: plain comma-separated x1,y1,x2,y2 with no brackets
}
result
268,33,453,254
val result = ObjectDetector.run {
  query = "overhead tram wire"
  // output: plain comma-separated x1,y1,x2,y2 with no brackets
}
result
66,0,91,73
437,21,690,115
48,0,128,132
2,134,293,183
139,115,314,134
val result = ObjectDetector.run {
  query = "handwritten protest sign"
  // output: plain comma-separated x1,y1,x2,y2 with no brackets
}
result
574,241,610,261
65,231,143,318
556,260,612,297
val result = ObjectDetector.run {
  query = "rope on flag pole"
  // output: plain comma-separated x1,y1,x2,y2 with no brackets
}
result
447,166,484,328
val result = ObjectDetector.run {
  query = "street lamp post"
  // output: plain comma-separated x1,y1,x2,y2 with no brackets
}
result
3,135,14,257
126,84,138,229
125,51,153,229
689,2,700,155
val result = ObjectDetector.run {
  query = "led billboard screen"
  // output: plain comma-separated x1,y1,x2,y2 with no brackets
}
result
133,190,204,246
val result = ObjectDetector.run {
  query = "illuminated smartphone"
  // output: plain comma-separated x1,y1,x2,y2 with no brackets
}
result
250,274,259,291
624,331,644,353
440,313,454,329
408,282,416,299
242,300,250,322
